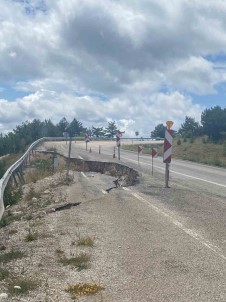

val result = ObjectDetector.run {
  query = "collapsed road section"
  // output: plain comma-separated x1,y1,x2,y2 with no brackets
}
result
70,158,140,187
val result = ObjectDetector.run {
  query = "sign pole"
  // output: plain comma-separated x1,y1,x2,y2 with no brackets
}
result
116,130,124,161
84,133,90,151
151,147,158,176
137,145,143,165
163,120,174,188
152,155,153,176
66,136,72,178
165,162,169,188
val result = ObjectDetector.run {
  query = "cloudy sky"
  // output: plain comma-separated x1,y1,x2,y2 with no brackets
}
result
0,0,226,136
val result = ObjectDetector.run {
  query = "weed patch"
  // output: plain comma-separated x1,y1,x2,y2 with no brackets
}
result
0,214,23,228
65,283,104,299
55,249,64,256
25,170,51,183
3,186,22,207
24,229,38,242
76,236,95,247
58,252,91,271
0,249,26,263
0,268,9,280
25,187,41,201
7,277,39,295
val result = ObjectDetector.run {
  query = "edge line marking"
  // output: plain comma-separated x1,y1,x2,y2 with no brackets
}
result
123,187,226,261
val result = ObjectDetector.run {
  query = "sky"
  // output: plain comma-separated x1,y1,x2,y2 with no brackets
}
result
0,0,226,137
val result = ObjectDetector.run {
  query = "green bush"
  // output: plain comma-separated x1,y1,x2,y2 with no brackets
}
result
223,143,226,156
190,137,195,143
0,160,6,178
3,186,22,207
34,159,52,172
177,139,181,145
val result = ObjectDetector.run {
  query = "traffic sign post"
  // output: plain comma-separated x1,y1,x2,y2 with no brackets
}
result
151,147,158,175
66,136,72,178
116,130,124,160
163,121,174,188
113,147,116,158
84,133,90,151
63,131,69,145
137,145,143,164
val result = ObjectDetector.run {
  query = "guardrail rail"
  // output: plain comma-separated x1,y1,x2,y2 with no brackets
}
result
0,137,69,221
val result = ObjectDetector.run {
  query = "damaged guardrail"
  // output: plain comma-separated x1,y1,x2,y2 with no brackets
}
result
0,137,68,221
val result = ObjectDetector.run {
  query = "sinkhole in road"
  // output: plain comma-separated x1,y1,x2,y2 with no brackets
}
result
70,158,140,191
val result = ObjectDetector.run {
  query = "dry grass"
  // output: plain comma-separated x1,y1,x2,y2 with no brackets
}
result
65,282,104,299
172,136,226,167
76,236,95,247
24,229,38,242
58,252,91,271
25,187,41,201
121,136,226,167
0,268,9,280
122,143,163,156
0,249,26,263
24,170,52,183
7,277,39,295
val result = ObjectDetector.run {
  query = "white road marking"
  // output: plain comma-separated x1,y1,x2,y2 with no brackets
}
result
81,172,88,179
120,155,226,188
81,172,107,195
166,169,226,188
123,187,226,261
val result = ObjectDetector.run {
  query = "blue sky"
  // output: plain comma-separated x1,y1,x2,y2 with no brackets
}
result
0,0,226,135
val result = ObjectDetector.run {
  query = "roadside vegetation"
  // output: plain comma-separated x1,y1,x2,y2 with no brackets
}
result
0,151,104,300
122,136,226,168
123,106,226,168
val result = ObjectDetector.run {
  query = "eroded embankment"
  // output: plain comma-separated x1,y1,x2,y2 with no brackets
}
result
70,158,139,186
30,151,140,187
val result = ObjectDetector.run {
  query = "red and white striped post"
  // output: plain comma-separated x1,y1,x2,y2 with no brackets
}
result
163,121,174,188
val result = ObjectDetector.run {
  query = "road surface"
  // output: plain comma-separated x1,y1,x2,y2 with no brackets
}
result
42,140,226,301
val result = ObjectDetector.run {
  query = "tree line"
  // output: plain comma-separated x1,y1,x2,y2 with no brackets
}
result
1,105,226,157
151,106,226,143
0,118,118,156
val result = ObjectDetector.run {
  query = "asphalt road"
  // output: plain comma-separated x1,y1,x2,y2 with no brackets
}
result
43,140,226,301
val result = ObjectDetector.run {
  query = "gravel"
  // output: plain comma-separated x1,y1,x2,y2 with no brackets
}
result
1,165,226,301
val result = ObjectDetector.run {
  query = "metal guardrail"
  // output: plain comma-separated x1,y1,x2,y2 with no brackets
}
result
0,136,159,220
0,137,68,221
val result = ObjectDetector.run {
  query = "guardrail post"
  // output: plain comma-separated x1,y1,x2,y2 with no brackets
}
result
12,172,19,187
20,166,25,184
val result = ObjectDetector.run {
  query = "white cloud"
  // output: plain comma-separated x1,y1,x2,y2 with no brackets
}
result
0,0,225,135
0,89,203,136
167,56,224,94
